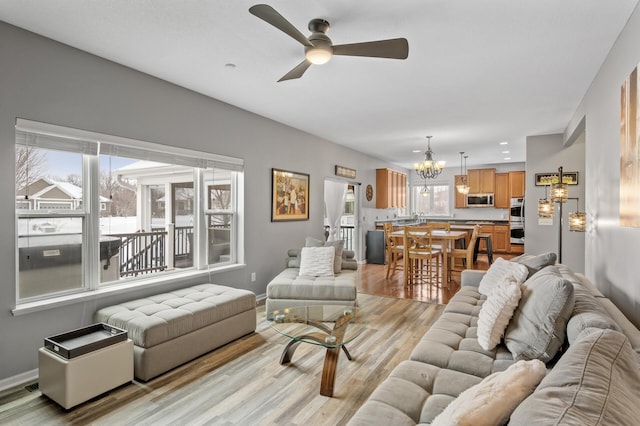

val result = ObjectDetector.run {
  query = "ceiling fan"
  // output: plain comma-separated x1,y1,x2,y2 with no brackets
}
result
249,4,409,82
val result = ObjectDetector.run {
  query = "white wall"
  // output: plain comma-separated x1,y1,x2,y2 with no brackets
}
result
525,134,585,273
567,3,640,326
0,22,400,382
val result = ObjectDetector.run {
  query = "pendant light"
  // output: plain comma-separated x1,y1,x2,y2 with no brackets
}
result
456,152,470,194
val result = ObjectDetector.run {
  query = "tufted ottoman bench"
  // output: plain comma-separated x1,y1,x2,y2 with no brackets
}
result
94,283,256,381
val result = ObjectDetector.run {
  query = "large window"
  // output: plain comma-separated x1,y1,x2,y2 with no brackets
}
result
15,119,244,303
412,184,450,216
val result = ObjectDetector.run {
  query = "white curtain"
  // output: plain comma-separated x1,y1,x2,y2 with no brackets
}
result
324,180,348,241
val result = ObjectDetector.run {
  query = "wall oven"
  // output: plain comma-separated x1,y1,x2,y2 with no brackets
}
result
510,197,525,244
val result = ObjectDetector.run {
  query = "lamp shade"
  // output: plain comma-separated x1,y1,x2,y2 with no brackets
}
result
569,211,587,232
538,199,554,218
551,182,569,203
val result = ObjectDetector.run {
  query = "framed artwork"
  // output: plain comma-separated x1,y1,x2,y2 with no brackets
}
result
271,168,309,221
621,62,640,227
534,171,579,186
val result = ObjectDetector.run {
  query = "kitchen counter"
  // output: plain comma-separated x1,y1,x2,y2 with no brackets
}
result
375,218,509,228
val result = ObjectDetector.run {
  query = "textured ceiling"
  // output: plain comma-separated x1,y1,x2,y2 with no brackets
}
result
0,0,637,169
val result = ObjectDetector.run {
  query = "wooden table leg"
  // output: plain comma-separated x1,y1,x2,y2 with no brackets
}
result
320,346,341,397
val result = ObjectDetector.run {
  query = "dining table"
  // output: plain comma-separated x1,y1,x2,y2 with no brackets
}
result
390,228,469,286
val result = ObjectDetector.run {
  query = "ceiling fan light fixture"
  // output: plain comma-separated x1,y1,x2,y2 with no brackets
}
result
305,45,333,64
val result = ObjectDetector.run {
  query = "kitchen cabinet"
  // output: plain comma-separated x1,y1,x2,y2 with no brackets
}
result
376,168,407,208
467,168,495,194
494,173,509,209
454,175,467,208
509,171,526,198
493,225,510,253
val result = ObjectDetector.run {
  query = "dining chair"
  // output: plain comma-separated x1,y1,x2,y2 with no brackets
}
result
424,222,450,251
383,222,403,279
404,226,443,289
448,225,480,281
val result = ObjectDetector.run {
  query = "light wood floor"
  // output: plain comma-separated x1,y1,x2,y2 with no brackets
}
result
0,254,509,425
0,293,445,426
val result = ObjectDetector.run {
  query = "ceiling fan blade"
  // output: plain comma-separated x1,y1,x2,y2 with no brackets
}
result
249,4,313,47
278,60,312,82
332,38,409,59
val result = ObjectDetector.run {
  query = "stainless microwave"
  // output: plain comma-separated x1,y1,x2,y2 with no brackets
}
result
466,193,494,207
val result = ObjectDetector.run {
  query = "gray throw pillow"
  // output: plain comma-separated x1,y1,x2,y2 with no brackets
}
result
305,236,344,274
510,252,557,276
504,265,575,362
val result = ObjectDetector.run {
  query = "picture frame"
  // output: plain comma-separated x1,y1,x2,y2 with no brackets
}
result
534,171,579,186
271,168,309,221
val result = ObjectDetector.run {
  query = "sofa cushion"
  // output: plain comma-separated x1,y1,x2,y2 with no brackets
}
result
566,281,620,345
476,277,522,351
510,252,557,276
347,360,483,425
305,236,344,274
510,328,640,425
478,257,528,296
431,359,546,426
299,246,335,277
504,265,575,362
410,286,516,378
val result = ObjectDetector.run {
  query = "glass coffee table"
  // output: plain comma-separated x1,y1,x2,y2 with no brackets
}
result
267,305,366,397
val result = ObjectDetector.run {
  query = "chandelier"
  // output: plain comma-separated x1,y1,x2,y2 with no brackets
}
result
456,152,470,194
414,136,445,180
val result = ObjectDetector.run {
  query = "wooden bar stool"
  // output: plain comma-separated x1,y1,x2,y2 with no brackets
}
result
474,233,493,265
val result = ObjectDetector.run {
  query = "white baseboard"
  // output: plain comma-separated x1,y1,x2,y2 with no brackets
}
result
0,369,38,393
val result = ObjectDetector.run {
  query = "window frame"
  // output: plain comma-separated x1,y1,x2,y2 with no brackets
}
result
411,183,452,217
15,119,244,306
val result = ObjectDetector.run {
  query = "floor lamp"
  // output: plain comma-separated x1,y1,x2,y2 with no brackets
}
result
537,166,586,263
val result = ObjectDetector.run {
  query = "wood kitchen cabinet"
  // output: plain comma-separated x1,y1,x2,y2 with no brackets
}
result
509,171,526,198
454,175,467,208
493,225,510,253
494,173,509,208
376,168,407,208
467,168,495,193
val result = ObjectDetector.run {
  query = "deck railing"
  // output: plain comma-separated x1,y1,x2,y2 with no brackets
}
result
105,230,167,277
324,225,355,251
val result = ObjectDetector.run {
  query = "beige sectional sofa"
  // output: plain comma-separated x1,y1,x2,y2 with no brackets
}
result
349,256,640,425
94,283,256,381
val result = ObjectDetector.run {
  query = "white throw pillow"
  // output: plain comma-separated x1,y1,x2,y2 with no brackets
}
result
431,359,547,426
477,277,522,351
478,257,528,296
299,246,335,277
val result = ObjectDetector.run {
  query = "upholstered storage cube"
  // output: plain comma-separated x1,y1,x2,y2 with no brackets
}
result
39,339,133,409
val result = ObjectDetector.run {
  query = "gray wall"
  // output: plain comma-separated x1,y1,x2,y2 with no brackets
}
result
565,2,640,326
0,22,398,382
525,134,585,273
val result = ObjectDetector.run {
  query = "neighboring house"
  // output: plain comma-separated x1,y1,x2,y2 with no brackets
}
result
15,177,108,212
